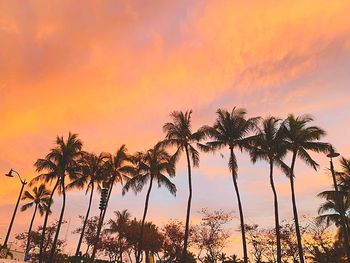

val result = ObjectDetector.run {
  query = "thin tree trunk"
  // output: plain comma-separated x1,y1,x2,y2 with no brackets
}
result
269,160,281,263
91,180,115,262
49,175,66,262
75,182,95,257
230,148,248,263
24,204,38,261
182,146,193,263
136,176,154,263
119,236,123,263
39,178,59,263
289,151,305,263
85,244,90,256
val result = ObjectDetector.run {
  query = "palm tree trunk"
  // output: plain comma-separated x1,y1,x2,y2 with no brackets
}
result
182,146,193,263
91,180,115,262
49,175,66,262
269,160,281,263
136,175,154,263
289,151,305,263
230,148,248,263
75,182,95,257
24,204,38,261
39,178,59,263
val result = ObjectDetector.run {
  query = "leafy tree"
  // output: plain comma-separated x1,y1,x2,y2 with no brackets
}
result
21,183,51,261
282,114,329,263
73,216,101,257
15,221,67,262
160,110,206,262
201,108,259,263
193,209,233,263
304,220,343,263
123,145,176,263
162,220,195,262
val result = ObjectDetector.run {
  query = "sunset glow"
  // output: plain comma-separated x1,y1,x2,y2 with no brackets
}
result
1,0,350,259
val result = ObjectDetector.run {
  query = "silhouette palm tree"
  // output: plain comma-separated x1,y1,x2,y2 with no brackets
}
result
68,152,109,257
282,114,329,263
336,157,350,191
317,190,350,227
31,161,60,262
90,145,135,262
248,117,289,263
123,145,176,263
21,184,51,261
160,110,205,262
317,190,350,244
105,209,131,262
200,108,259,263
33,132,83,262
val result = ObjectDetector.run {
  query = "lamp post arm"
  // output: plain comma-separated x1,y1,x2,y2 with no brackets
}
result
12,169,27,185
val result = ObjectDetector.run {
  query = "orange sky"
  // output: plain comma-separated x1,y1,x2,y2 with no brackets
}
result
1,0,350,257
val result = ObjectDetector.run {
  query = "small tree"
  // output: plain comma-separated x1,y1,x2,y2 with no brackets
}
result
15,221,67,262
162,220,195,262
193,209,233,263
73,216,101,257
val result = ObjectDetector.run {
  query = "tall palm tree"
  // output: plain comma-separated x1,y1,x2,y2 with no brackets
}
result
160,110,205,262
282,114,329,263
248,117,289,263
200,108,259,263
21,184,51,261
90,145,135,262
33,132,83,262
32,158,61,262
68,152,109,257
123,145,176,263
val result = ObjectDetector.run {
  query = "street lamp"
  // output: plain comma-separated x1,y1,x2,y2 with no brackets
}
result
2,169,27,248
327,148,350,260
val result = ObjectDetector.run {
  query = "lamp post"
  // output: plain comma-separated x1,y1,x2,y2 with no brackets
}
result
2,169,27,248
327,149,350,260
90,181,109,262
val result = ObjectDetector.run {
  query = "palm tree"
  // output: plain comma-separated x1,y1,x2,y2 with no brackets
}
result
160,110,205,262
317,190,350,243
123,145,176,263
32,158,61,262
248,117,289,263
68,152,109,257
336,157,350,192
33,132,83,262
21,184,51,261
90,145,135,262
317,190,350,226
282,114,329,263
105,209,132,262
200,108,259,263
